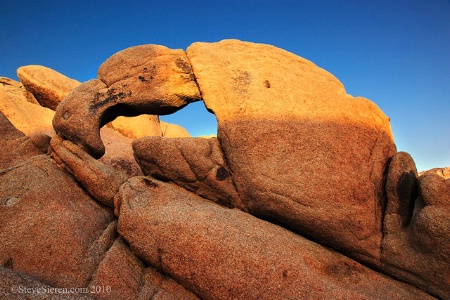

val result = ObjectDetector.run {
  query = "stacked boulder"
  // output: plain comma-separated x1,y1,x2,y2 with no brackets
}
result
1,40,448,299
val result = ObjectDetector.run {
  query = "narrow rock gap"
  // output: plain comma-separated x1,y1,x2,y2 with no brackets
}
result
136,253,159,300
2,258,13,269
214,129,247,211
85,220,118,288
0,154,48,175
380,156,393,260
57,168,115,213
176,144,203,183
156,247,166,277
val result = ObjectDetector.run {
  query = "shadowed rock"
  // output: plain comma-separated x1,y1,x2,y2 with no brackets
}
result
12,39,447,297
98,126,144,177
0,155,115,288
133,136,243,209
383,152,450,299
115,177,434,300
50,135,129,207
89,238,199,300
0,267,95,299
53,40,396,266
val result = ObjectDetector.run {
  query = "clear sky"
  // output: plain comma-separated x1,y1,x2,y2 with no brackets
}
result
1,0,449,171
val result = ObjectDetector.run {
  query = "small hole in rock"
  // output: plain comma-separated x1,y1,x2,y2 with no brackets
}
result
216,167,230,181
62,111,71,120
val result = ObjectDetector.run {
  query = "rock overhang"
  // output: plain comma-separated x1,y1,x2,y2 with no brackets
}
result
53,39,394,158
53,44,202,158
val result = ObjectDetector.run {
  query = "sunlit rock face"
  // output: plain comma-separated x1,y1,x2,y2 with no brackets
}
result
17,65,81,110
1,39,448,299
0,76,55,136
53,45,201,158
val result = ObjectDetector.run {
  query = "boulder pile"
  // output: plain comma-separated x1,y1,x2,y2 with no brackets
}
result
1,40,448,300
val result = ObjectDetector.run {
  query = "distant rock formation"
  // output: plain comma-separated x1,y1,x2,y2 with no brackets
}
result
1,40,448,299
0,77,54,136
17,65,81,110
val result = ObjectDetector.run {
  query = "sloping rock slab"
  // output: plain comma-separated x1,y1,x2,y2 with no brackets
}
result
89,238,199,300
115,177,433,300
0,77,54,136
0,155,115,288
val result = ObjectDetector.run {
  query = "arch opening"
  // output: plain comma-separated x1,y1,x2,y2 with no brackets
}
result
160,100,218,138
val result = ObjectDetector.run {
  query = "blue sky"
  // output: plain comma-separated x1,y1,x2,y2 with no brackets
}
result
1,0,449,171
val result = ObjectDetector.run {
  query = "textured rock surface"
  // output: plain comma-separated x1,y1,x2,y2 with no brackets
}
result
99,126,143,177
53,45,201,158
89,239,142,299
133,136,243,208
89,238,199,300
53,79,108,157
0,77,55,136
420,167,450,205
0,112,48,170
0,76,39,104
115,177,434,300
17,65,81,110
0,267,95,299
1,76,141,177
424,166,450,179
0,116,197,299
0,155,115,288
2,40,447,299
50,136,128,207
187,39,396,266
383,152,450,299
